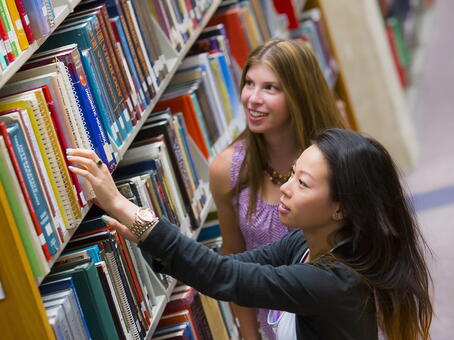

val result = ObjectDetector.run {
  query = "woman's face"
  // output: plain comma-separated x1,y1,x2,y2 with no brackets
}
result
241,63,290,135
278,145,340,230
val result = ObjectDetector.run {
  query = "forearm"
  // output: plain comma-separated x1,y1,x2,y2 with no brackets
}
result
230,304,261,340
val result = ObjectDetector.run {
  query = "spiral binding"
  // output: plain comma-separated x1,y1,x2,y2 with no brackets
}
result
105,252,141,340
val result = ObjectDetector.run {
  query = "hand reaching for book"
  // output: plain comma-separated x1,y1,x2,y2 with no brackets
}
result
66,148,140,242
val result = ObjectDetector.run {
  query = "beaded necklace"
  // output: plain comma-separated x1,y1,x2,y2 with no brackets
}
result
264,163,292,185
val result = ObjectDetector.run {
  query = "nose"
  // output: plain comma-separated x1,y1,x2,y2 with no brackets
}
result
249,88,263,105
280,180,292,197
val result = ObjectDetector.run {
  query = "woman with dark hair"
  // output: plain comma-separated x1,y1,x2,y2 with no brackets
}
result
67,128,432,340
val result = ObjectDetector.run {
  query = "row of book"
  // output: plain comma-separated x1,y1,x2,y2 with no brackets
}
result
0,0,56,71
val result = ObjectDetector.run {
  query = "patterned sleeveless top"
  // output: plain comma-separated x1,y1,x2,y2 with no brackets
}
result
231,141,292,250
230,141,292,340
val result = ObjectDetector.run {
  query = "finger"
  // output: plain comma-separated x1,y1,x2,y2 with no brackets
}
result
66,155,104,173
68,165,98,183
101,215,138,243
66,148,99,162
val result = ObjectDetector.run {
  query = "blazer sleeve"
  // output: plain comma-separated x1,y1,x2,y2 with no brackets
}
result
139,217,361,316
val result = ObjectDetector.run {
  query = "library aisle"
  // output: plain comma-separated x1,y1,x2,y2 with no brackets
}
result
404,0,454,338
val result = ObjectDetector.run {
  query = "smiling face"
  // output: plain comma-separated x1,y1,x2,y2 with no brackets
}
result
241,63,291,135
279,145,341,230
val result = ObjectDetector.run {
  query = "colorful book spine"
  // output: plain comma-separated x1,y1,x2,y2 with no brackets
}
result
13,0,34,43
5,0,28,50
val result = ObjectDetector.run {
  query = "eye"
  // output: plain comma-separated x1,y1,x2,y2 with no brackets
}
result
265,84,279,91
244,79,254,87
299,179,309,188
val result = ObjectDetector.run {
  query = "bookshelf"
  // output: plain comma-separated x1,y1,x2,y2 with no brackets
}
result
312,0,418,171
0,0,226,338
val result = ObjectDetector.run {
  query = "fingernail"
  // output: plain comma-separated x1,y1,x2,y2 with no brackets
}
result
66,148,74,154
67,155,73,160
101,215,111,224
68,166,76,171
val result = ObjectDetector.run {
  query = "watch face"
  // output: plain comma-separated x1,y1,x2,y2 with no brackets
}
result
138,208,156,222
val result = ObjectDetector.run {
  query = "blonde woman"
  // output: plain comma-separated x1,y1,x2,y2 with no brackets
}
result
209,39,346,339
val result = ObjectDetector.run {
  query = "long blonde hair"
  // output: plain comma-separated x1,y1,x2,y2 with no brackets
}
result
234,39,346,216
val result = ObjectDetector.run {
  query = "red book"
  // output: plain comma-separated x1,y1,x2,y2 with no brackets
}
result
208,8,251,68
0,14,14,62
155,95,209,159
271,0,299,29
14,0,34,43
0,121,51,260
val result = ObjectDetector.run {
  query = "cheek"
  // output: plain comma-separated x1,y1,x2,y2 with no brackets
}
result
240,88,249,104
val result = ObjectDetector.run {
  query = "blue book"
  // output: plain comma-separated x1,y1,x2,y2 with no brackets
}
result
214,53,240,118
80,48,122,148
63,244,102,263
39,277,92,340
6,122,60,254
110,16,149,108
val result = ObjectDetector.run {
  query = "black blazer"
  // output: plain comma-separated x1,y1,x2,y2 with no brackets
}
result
140,217,378,339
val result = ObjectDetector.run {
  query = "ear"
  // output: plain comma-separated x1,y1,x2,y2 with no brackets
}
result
332,208,344,221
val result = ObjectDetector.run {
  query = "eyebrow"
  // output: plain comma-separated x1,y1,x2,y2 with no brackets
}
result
293,165,315,180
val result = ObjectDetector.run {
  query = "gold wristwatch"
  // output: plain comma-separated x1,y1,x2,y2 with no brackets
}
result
129,208,159,241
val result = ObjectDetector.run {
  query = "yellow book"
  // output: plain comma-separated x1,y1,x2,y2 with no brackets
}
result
199,294,230,340
5,0,29,50
0,181,54,339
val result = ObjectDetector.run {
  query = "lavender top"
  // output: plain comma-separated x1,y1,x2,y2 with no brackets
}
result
231,141,292,251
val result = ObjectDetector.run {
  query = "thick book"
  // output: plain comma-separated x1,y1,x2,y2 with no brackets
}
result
44,258,120,340
5,0,28,50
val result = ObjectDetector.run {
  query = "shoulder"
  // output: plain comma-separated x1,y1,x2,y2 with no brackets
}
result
209,145,236,197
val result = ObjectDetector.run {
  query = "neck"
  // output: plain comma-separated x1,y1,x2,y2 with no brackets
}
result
263,129,300,170
303,223,344,261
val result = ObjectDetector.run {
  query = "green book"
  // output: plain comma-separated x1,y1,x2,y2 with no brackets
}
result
44,258,119,340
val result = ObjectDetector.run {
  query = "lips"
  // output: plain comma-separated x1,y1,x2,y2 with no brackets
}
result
278,201,290,213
